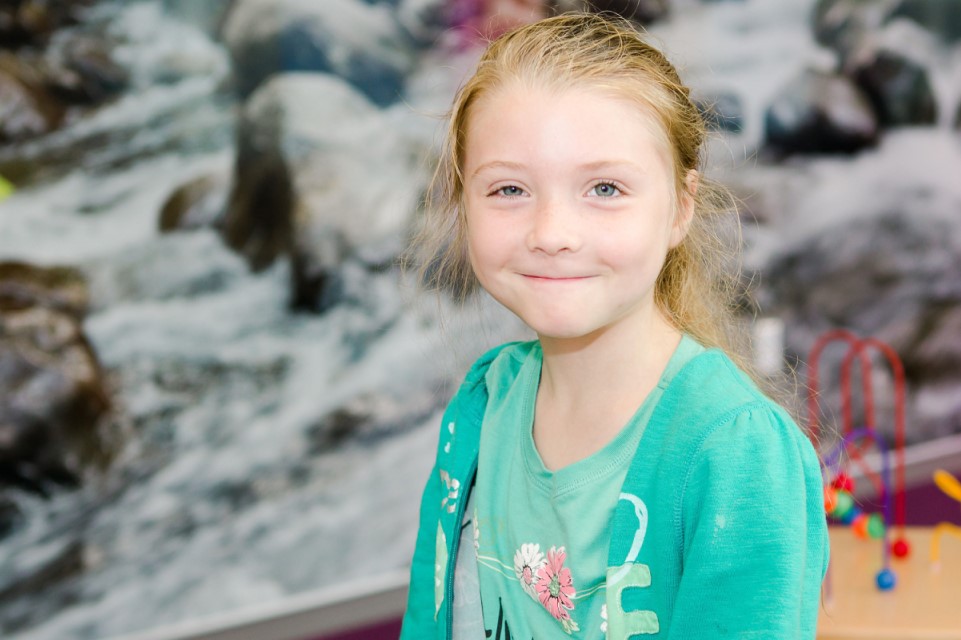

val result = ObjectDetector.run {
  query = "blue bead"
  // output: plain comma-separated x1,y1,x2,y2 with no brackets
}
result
840,505,862,525
876,569,896,591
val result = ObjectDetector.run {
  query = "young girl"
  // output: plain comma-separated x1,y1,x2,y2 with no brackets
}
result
402,12,828,639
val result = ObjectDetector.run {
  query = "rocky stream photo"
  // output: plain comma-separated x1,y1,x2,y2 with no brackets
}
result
0,0,959,637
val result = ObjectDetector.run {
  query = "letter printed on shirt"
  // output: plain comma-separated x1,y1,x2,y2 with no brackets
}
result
606,493,659,635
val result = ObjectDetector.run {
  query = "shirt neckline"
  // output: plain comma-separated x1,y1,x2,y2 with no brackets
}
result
520,335,701,496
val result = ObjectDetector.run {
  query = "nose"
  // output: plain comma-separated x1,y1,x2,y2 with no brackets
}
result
526,197,582,255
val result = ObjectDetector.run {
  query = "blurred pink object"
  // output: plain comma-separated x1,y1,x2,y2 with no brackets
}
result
450,0,548,45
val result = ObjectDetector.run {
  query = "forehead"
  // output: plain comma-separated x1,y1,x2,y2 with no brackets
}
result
463,81,674,173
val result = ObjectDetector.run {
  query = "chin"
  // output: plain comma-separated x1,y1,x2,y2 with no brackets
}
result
521,318,600,342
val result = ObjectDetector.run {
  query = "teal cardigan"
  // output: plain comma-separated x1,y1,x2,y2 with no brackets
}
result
401,343,829,639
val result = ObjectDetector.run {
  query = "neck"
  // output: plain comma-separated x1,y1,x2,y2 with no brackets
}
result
537,309,682,409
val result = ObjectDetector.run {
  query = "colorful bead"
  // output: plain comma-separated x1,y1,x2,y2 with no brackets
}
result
832,472,855,493
840,504,861,525
892,537,911,558
867,513,885,539
830,490,854,518
823,486,838,513
876,568,896,590
852,513,870,539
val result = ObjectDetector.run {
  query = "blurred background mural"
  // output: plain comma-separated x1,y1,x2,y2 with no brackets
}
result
0,0,959,637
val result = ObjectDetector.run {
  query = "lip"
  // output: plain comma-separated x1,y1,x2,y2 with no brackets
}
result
520,274,596,281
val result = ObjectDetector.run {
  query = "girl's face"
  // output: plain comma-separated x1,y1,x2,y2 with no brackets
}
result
462,83,692,344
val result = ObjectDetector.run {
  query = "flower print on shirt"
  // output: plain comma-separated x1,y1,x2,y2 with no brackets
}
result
439,469,460,514
513,543,546,599
536,546,577,624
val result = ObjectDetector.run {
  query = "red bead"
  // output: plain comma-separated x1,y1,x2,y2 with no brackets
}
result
832,472,855,493
892,538,910,558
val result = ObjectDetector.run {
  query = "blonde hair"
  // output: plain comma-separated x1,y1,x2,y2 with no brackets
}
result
407,12,751,371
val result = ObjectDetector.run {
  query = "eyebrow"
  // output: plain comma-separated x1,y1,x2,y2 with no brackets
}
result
470,159,643,179
470,160,525,179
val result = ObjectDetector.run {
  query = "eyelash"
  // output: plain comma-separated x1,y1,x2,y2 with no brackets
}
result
490,185,526,198
587,180,623,197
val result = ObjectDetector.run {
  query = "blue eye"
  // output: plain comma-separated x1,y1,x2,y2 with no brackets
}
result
589,182,620,197
495,185,525,197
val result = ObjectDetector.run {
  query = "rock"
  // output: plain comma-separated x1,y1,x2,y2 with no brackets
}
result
0,262,88,316
812,0,889,57
0,53,66,143
814,0,961,58
846,44,937,126
0,0,93,50
0,496,21,540
158,172,230,232
0,263,110,497
222,138,295,274
888,0,961,43
223,73,428,311
761,209,961,441
45,35,129,105
0,32,127,145
764,69,879,155
909,304,961,382
222,0,417,105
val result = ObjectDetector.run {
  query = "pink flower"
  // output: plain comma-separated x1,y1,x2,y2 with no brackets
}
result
535,546,576,620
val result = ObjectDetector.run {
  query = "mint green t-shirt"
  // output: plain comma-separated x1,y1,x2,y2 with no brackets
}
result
473,336,703,637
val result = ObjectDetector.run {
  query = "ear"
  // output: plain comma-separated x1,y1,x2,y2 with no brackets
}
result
670,169,697,248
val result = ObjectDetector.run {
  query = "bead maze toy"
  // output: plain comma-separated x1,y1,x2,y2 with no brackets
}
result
806,329,909,593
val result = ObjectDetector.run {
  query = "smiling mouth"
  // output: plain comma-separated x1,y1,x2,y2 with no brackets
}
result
521,274,595,281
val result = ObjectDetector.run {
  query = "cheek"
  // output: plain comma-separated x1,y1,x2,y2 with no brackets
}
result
466,208,499,254
601,230,670,274
464,214,495,275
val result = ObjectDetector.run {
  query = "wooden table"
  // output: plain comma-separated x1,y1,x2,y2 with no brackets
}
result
818,526,961,639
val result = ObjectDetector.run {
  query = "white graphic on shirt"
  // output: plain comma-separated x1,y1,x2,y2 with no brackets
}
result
609,492,648,585
444,421,455,454
439,469,460,514
606,492,659,635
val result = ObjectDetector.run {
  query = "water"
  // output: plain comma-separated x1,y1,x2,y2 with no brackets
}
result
0,2,520,637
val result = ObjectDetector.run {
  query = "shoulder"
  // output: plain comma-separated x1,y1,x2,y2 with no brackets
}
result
674,378,826,552
655,347,821,488
452,339,537,407
653,348,779,449
463,339,536,386
675,349,818,469
692,401,820,479
437,340,537,448
673,348,767,408
676,370,823,528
